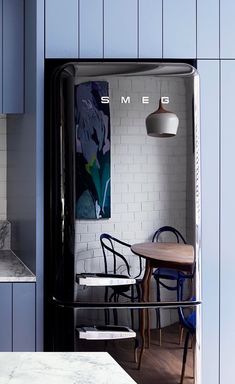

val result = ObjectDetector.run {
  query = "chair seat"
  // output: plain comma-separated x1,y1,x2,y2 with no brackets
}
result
153,268,185,281
111,274,135,293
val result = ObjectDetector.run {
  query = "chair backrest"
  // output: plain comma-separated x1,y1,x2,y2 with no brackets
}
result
100,233,131,276
100,233,143,278
153,226,197,278
152,225,186,244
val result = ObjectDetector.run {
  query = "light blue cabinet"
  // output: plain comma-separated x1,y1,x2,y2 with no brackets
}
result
220,1,235,58
197,0,219,59
104,0,137,58
79,0,103,58
197,61,220,384
220,60,235,383
3,0,24,113
0,284,12,351
45,0,79,58
0,1,2,113
163,0,196,58
0,283,36,352
139,0,162,58
13,283,36,351
0,0,24,113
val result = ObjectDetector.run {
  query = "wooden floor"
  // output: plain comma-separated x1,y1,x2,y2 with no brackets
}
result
107,324,194,384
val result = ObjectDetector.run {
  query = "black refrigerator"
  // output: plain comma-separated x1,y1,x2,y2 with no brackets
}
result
44,60,201,383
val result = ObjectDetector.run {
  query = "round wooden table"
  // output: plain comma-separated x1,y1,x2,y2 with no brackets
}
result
131,242,195,369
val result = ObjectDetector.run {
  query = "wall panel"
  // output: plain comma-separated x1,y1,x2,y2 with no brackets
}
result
163,0,196,58
220,1,235,58
220,60,235,383
79,0,103,58
3,0,24,113
0,0,2,112
197,0,219,58
0,284,12,351
13,283,36,351
138,0,162,58
104,0,137,58
198,60,220,384
45,0,78,58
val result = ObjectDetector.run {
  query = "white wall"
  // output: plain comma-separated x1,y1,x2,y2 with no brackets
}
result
75,75,194,327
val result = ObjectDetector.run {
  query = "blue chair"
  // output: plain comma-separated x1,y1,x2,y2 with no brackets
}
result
178,302,196,384
152,226,195,345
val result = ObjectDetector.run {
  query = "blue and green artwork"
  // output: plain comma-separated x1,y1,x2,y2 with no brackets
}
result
75,81,111,219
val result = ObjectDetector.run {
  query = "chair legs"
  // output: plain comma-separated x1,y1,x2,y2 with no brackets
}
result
134,337,139,363
180,331,190,384
156,278,162,346
179,324,184,345
113,294,119,325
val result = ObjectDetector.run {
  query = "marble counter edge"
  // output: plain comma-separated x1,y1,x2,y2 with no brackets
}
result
0,250,36,282
0,352,137,384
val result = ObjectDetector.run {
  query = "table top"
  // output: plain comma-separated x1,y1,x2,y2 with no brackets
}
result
0,352,136,384
131,242,194,272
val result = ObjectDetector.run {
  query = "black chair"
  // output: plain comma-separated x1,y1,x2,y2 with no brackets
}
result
152,226,195,345
178,301,196,384
100,233,143,329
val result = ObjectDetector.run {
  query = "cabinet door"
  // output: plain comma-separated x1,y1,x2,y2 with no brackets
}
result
139,0,162,58
13,283,35,351
220,60,235,383
220,1,235,58
0,0,2,113
197,61,220,384
0,284,12,351
197,0,219,59
2,0,24,113
104,0,137,58
163,0,196,58
45,0,79,58
79,0,103,58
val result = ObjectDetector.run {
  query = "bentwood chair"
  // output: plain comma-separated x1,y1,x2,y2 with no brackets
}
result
100,233,143,329
152,226,195,345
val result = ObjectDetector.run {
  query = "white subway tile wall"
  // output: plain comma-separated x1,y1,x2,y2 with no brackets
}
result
0,116,6,219
75,77,193,327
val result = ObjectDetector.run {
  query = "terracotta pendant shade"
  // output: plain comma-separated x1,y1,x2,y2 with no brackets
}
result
145,99,179,137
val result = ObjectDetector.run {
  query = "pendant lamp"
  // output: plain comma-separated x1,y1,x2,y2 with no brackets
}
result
146,99,179,137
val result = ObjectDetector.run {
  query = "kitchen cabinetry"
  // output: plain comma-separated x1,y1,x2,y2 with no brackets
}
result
138,0,162,58
197,60,220,384
45,0,79,58
220,1,235,58
0,283,36,351
197,0,219,58
79,0,103,58
163,0,196,58
46,0,163,59
0,0,24,113
0,284,12,351
103,0,137,58
220,60,235,383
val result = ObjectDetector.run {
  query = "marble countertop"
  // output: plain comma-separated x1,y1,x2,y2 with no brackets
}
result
0,250,36,282
0,352,136,384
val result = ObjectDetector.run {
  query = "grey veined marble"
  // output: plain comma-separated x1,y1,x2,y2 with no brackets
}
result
0,250,36,282
0,220,11,250
0,352,137,384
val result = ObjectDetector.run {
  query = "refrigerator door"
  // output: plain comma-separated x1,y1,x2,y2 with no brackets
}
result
45,60,201,384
